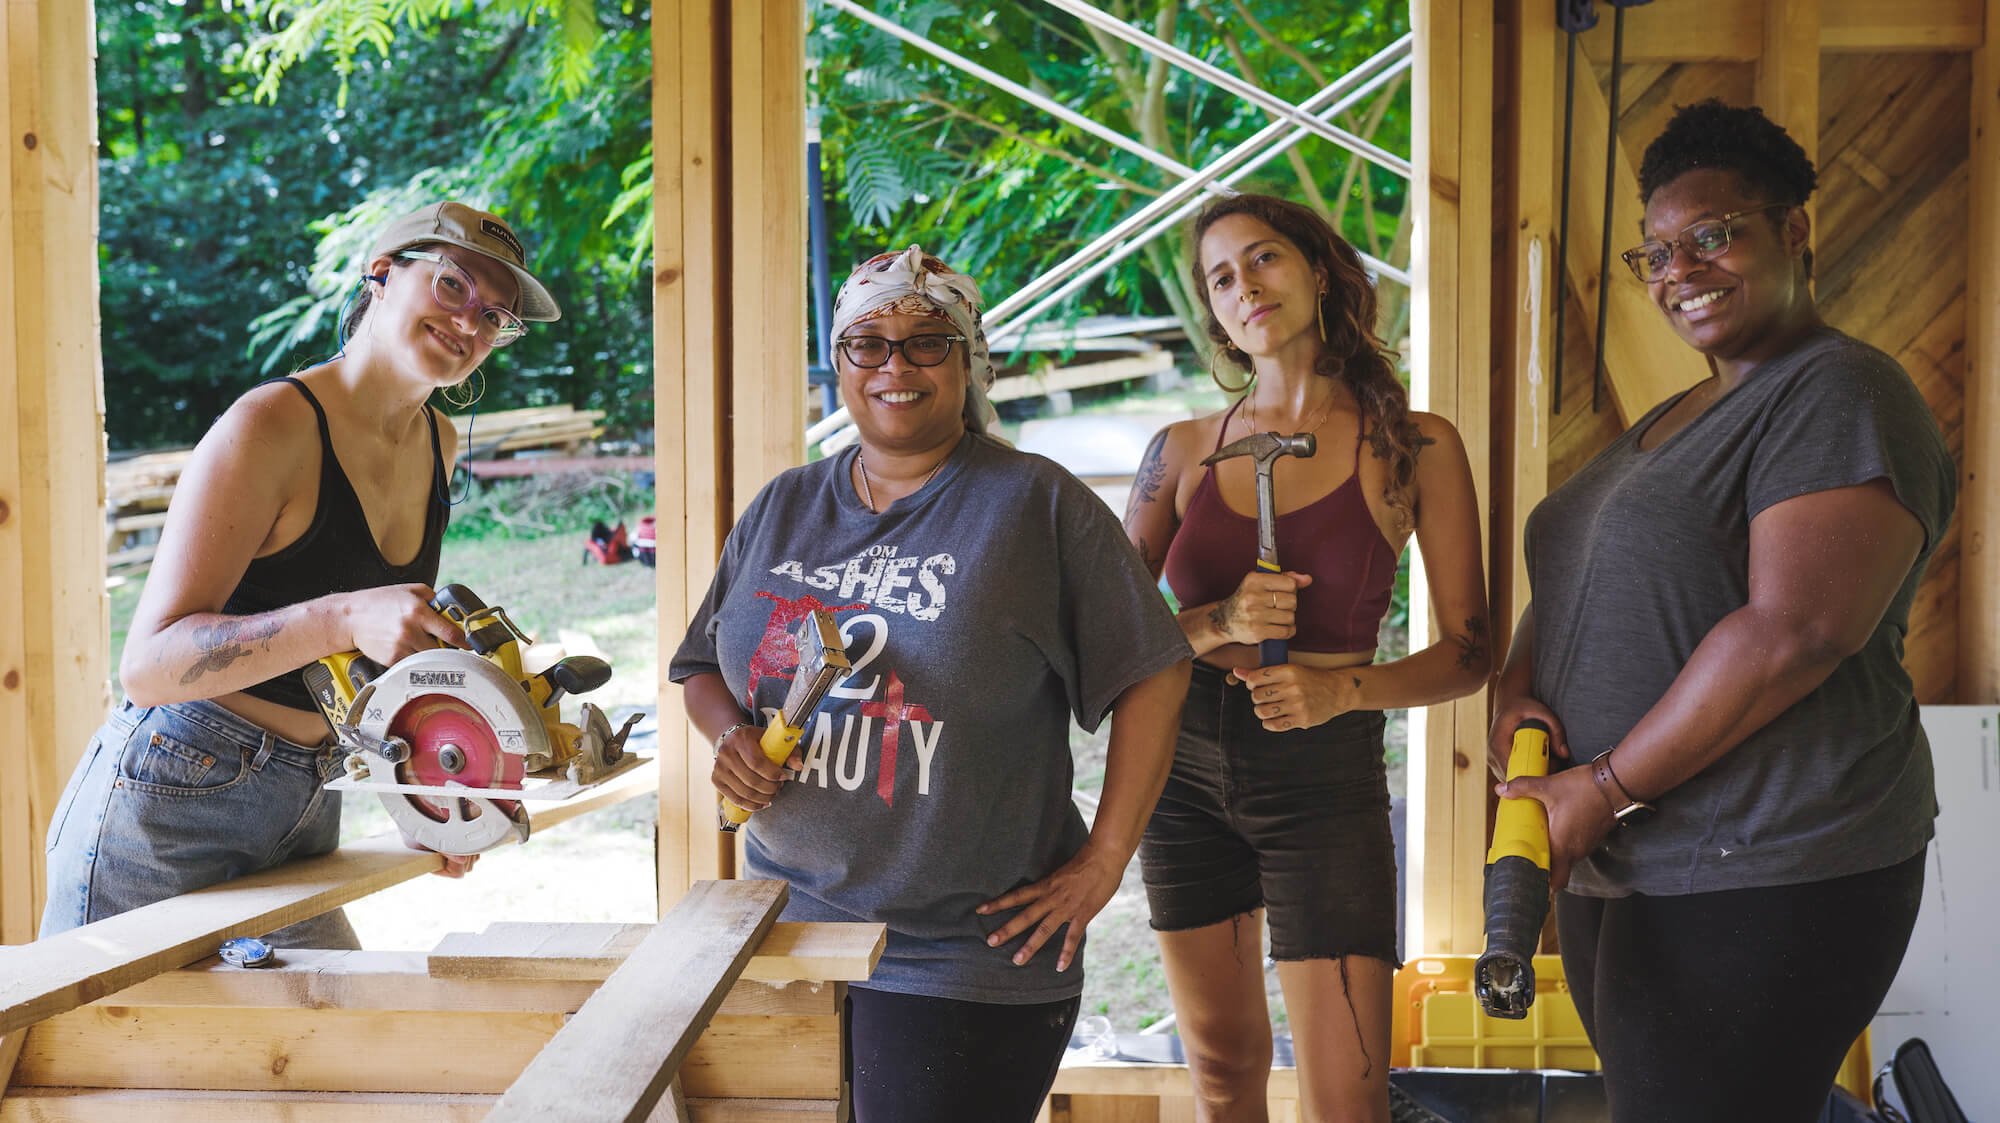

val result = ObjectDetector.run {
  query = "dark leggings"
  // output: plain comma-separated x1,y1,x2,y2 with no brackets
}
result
845,986,1080,1123
1557,850,1925,1123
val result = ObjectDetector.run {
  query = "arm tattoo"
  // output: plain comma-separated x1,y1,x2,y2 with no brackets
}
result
1124,429,1172,523
179,617,285,685
1453,615,1490,672
1207,598,1235,637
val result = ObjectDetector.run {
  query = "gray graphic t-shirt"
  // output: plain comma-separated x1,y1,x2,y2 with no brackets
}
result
671,433,1190,1002
1526,328,1955,897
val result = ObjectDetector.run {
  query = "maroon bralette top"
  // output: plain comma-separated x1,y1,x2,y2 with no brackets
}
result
1163,399,1399,653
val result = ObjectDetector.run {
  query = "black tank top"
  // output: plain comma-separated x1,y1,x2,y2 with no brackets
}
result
220,376,449,713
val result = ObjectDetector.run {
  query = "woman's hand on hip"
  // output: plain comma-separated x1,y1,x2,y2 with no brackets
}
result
1494,766,1615,891
710,723,799,812
1207,570,1314,649
1228,663,1355,732
338,584,466,666
1487,693,1569,780
976,840,1126,973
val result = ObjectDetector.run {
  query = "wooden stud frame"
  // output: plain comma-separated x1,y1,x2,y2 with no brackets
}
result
1967,0,2000,703
654,0,809,902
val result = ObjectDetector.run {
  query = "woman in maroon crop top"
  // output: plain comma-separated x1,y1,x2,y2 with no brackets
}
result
1123,194,1490,1122
42,202,560,947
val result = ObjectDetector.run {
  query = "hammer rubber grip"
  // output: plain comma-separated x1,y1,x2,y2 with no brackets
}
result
1255,558,1287,666
719,721,804,828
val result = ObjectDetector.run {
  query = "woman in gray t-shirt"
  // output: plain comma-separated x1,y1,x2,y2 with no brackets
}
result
1491,102,1954,1123
672,246,1191,1123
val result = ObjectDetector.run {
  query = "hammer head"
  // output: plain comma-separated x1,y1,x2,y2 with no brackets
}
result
1202,431,1318,468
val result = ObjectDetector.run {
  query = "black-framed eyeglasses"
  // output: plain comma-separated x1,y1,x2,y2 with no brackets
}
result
836,333,967,369
1618,203,1792,283
396,251,528,347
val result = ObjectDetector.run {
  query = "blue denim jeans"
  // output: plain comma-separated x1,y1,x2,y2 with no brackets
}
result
41,697,359,948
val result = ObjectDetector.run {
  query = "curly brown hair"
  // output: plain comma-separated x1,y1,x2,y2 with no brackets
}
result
1190,193,1427,532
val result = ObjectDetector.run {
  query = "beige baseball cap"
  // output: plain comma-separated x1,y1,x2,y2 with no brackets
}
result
367,201,561,322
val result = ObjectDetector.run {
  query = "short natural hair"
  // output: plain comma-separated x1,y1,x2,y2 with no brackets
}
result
1637,99,1818,207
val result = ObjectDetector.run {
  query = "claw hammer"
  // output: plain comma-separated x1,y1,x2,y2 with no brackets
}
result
1201,430,1317,666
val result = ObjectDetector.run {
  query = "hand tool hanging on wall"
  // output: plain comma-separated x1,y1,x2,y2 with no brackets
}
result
1554,0,1655,415
1202,431,1317,667
1476,718,1554,1019
720,610,853,830
307,583,644,855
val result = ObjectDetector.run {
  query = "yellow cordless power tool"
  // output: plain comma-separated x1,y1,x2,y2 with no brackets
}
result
305,583,643,855
719,609,851,830
1476,717,1554,1019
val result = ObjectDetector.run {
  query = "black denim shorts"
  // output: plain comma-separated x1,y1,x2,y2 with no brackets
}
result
1138,661,1398,964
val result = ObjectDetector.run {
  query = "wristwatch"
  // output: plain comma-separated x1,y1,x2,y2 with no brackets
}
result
1590,751,1656,826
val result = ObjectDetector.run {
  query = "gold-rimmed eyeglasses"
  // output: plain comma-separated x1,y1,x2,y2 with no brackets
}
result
1618,203,1792,283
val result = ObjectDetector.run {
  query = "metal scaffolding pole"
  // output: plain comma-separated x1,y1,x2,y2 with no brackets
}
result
987,36,1412,329
824,0,1221,190
1036,0,1411,179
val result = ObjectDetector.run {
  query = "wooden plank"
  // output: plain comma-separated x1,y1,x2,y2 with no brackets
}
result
1,0,108,965
93,949,844,1018
1760,0,1824,174
0,762,658,1038
426,919,883,983
0,1089,840,1122
1407,0,1462,959
490,879,788,1123
1564,45,1713,424
16,1005,835,1100
1572,0,1981,59
1966,0,2000,702
727,0,807,525
1497,0,1558,757
654,0,730,906
986,352,1174,403
1050,1063,1300,1099
1820,0,1985,51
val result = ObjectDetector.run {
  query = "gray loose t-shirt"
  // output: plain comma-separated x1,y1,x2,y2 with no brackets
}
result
1525,328,1955,897
671,433,1190,1002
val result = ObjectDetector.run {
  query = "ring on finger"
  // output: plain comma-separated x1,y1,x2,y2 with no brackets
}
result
1271,591,1278,609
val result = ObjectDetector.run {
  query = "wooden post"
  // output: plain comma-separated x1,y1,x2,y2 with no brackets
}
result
654,0,808,904
1964,0,2000,702
1495,1,1558,684
1760,0,1823,262
1410,0,1498,956
0,0,107,999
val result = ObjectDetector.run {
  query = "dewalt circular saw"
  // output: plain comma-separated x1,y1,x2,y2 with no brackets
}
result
305,584,644,855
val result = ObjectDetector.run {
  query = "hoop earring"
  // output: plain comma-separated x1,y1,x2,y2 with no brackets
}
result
1208,347,1253,394
1316,290,1328,343
441,368,486,409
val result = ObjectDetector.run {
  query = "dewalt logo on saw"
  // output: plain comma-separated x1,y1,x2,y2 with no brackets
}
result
409,670,468,687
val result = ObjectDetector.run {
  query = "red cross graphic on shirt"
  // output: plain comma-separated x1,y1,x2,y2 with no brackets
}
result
859,669,932,807
746,591,866,709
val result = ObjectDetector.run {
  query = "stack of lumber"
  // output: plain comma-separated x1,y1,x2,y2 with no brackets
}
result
97,405,606,578
104,449,194,574
452,404,605,459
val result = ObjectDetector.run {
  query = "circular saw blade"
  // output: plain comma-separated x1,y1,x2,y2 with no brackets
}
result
390,694,525,824
355,648,548,855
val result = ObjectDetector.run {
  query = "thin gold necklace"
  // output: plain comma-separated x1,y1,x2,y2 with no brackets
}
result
856,450,949,513
1246,389,1335,437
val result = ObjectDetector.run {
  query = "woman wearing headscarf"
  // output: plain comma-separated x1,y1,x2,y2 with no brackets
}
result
671,246,1192,1123
1491,101,1955,1122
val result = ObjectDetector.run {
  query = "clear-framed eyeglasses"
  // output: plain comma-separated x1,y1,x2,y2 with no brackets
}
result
1619,203,1792,283
395,251,528,347
836,333,967,369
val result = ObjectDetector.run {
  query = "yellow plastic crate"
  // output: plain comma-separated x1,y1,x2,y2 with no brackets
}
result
1392,954,1873,1104
1392,955,1599,1071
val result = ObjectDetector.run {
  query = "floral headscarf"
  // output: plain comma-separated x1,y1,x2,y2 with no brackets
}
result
831,245,999,434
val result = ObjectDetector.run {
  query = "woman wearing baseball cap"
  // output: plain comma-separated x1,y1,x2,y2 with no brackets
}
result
42,201,559,947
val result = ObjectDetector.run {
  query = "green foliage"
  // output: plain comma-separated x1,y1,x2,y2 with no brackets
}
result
97,0,652,449
241,0,602,105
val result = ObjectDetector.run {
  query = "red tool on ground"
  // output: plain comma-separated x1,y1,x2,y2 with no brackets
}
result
583,520,630,565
